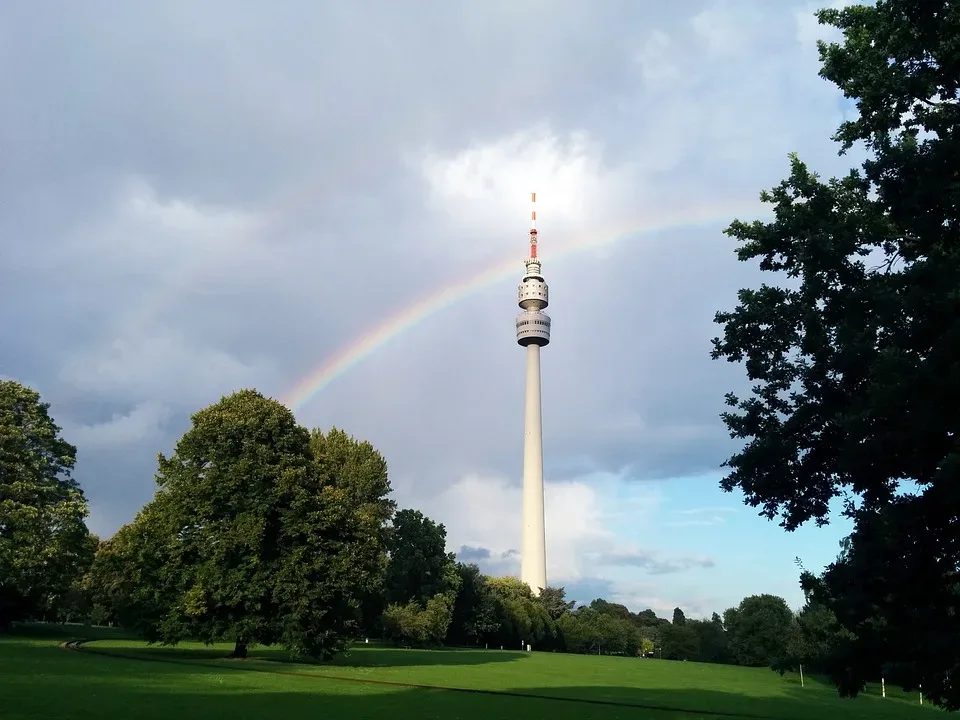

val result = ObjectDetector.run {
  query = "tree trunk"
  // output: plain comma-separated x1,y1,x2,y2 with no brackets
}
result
230,639,248,659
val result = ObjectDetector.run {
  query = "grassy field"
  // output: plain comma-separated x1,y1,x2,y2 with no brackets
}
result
1,626,939,720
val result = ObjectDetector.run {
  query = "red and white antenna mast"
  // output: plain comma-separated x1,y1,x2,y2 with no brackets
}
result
529,191,538,259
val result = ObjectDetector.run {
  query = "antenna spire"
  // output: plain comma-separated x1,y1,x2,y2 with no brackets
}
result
529,192,538,259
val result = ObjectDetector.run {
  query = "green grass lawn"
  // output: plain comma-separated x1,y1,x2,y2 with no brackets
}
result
1,626,939,720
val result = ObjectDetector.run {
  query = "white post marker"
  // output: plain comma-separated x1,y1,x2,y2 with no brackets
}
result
920,684,923,705
799,664,804,688
882,678,886,698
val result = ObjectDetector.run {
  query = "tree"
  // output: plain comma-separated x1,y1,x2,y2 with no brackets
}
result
635,609,661,626
724,595,795,668
781,574,855,677
661,622,699,661
589,598,633,622
385,509,455,606
672,607,686,625
101,389,390,659
558,606,638,656
309,427,395,636
446,563,500,646
485,576,556,650
85,501,181,636
0,380,94,627
383,592,457,647
538,586,575,620
693,613,731,664
710,0,960,707
381,508,460,647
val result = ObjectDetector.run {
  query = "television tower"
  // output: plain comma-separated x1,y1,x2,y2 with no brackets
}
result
516,192,550,594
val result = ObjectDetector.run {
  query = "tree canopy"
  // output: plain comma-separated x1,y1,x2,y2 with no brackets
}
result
711,0,960,706
0,380,94,626
92,390,393,659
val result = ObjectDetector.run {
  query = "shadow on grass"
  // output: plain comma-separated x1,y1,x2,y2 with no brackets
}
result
84,639,524,669
3,632,938,720
8,641,933,720
330,646,524,668
6,622,132,641
5,647,939,720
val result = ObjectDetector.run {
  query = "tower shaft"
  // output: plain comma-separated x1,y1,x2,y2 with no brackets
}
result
515,191,549,595
521,343,547,593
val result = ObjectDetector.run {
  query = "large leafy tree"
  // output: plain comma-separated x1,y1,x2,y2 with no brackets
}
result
99,389,392,659
485,575,556,650
86,508,172,633
723,595,795,668
384,508,455,606
777,571,855,678
558,605,639,656
446,563,500,646
0,380,94,626
538,586,576,621
380,508,460,646
711,0,960,706
692,613,731,664
309,427,394,635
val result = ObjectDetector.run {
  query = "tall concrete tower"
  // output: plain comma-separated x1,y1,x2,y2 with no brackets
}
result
516,192,550,594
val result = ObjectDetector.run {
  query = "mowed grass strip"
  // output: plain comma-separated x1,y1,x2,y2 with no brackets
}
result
84,638,939,720
3,633,717,720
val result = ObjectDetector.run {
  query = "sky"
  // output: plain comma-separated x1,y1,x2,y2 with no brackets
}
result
1,0,861,619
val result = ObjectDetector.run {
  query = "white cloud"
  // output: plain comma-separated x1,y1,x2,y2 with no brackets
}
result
416,124,633,261
418,471,713,587
794,0,855,54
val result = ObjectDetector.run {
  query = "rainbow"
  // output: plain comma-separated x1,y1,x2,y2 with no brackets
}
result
281,201,762,411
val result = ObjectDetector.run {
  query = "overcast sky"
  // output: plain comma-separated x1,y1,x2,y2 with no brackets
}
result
2,0,859,618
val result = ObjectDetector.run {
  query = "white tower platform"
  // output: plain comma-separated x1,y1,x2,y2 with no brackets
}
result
516,193,549,595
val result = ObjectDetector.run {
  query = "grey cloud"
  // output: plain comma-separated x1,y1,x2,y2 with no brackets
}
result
455,545,492,562
453,545,554,582
596,550,715,575
0,0,854,554
455,547,520,579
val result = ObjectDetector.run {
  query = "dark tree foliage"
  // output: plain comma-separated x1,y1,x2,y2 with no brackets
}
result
661,622,699,661
635,609,660,625
694,614,731,664
0,380,93,626
672,607,687,625
589,598,633,622
445,563,500,646
384,509,455,606
538,586,576,621
724,595,795,669
711,0,960,707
